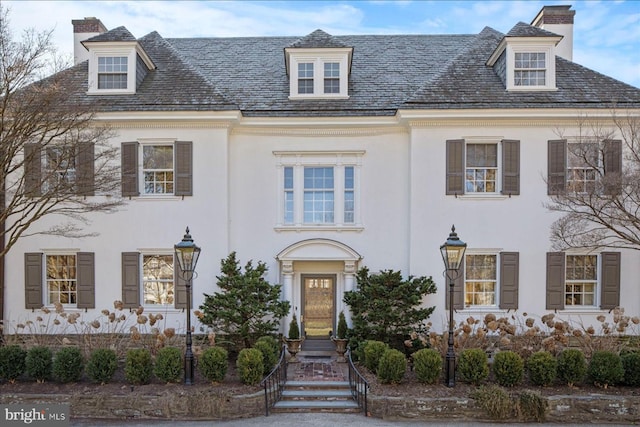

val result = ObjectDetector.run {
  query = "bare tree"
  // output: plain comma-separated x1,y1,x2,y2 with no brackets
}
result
546,110,640,251
1,6,123,258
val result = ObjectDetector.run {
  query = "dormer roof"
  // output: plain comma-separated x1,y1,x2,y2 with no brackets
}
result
82,26,137,45
288,29,350,49
506,22,561,38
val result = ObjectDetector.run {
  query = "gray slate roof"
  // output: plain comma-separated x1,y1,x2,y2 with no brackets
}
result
60,23,640,116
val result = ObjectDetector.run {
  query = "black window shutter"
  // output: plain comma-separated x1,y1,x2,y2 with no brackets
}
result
24,253,43,309
446,139,465,195
76,252,95,309
174,254,190,309
603,139,622,195
121,142,139,197
546,252,565,310
501,140,520,195
24,143,42,197
174,141,193,196
600,252,621,310
122,252,140,308
445,258,464,310
547,140,567,195
499,252,519,309
76,142,95,196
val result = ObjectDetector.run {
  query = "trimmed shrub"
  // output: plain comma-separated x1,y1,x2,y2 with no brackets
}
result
200,346,228,383
621,351,640,386
492,351,524,387
557,349,587,386
0,345,27,383
526,351,557,386
254,339,278,375
86,349,118,384
52,347,84,383
154,347,182,383
288,314,300,340
25,346,53,382
518,390,548,422
336,311,348,339
413,348,442,384
256,336,280,358
471,384,512,420
377,349,407,384
236,348,264,385
458,348,489,385
125,348,152,385
588,350,624,388
363,340,388,374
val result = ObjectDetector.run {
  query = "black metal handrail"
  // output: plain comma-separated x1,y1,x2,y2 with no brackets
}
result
347,348,369,415
259,344,288,416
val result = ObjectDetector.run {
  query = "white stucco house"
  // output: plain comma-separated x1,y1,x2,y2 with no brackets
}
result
3,5,640,341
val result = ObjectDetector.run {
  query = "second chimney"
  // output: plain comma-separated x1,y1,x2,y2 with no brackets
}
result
531,5,575,62
72,17,107,65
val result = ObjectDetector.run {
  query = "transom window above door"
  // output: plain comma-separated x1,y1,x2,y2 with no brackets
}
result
275,151,364,231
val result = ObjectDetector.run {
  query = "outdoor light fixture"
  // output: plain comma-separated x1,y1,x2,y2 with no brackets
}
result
174,227,201,385
440,225,467,387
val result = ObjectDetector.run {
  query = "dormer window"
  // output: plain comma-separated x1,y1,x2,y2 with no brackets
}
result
514,52,546,86
98,56,128,89
324,62,340,93
298,63,314,94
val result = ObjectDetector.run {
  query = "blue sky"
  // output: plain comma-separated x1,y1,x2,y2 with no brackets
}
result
4,0,639,87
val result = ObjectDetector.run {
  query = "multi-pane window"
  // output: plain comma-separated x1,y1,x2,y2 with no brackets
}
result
304,167,335,223
466,144,497,193
45,146,76,192
324,62,340,94
98,56,128,89
142,254,175,305
514,52,546,86
465,254,497,306
567,142,598,193
298,63,314,94
46,255,77,305
143,145,174,194
284,167,294,224
344,167,354,223
565,255,597,306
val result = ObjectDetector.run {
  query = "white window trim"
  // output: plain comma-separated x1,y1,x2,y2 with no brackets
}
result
459,137,504,199
42,249,81,308
139,250,176,308
86,42,154,95
562,250,601,310
287,48,350,100
566,137,601,194
506,42,557,91
463,249,501,310
274,151,364,232
138,138,178,199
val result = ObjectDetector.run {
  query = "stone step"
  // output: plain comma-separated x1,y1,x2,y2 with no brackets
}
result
285,380,349,389
281,389,353,399
272,399,361,413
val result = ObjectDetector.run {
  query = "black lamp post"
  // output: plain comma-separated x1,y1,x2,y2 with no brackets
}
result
174,227,201,385
440,225,467,387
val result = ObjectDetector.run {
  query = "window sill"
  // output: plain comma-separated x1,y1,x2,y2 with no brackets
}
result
506,86,557,92
87,89,135,95
132,195,184,201
275,224,364,232
288,95,350,100
453,194,513,200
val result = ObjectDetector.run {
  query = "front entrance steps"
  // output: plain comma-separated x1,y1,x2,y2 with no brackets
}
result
271,349,361,414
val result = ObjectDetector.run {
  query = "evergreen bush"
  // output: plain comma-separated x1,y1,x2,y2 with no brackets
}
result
471,384,512,420
363,340,388,374
200,346,229,383
86,349,118,384
377,348,407,384
0,345,27,383
254,339,278,374
154,347,182,383
236,348,264,385
125,348,152,385
588,350,624,388
492,351,524,387
557,349,587,386
256,335,280,358
526,351,557,386
25,346,52,382
288,314,300,340
336,311,348,339
458,348,489,385
412,348,442,384
52,347,84,383
621,351,640,386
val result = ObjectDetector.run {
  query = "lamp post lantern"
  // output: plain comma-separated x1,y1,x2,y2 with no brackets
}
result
440,225,467,387
174,227,201,385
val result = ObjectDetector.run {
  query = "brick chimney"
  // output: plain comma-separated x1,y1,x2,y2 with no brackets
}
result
531,5,575,61
72,17,107,65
